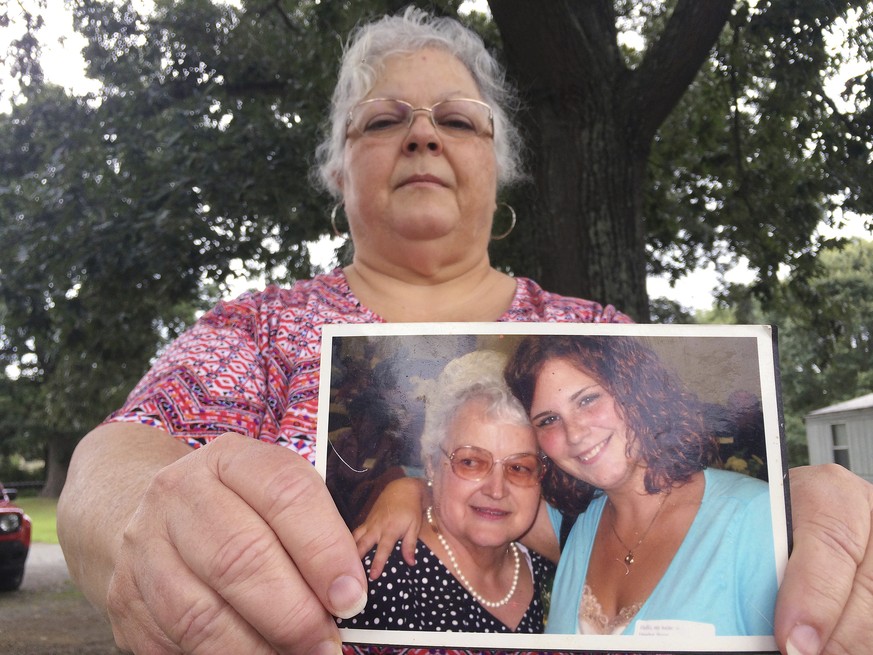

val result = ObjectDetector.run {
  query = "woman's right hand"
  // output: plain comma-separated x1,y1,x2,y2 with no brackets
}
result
60,427,368,655
352,477,428,579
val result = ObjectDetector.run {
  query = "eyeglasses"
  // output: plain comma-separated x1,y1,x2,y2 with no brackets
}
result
441,445,545,487
347,98,494,139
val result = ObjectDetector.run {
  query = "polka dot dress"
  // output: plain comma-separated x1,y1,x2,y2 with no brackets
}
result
338,540,553,633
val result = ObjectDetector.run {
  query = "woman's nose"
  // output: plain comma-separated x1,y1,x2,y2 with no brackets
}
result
482,465,508,499
403,114,443,154
564,420,589,445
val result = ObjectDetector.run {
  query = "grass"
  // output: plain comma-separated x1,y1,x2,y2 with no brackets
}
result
14,496,59,544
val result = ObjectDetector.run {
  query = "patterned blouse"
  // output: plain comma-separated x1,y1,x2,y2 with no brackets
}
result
107,268,630,454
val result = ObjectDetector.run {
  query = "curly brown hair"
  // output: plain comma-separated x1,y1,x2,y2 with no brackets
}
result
504,335,719,515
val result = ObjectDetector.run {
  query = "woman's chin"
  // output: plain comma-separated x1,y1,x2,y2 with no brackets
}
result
392,217,460,242
464,535,520,550
460,522,525,548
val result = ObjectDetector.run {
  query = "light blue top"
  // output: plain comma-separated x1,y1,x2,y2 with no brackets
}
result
546,468,778,636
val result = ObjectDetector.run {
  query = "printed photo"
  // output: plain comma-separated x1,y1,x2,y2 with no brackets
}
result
315,322,790,654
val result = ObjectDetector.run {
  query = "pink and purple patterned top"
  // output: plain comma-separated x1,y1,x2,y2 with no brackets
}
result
107,268,630,461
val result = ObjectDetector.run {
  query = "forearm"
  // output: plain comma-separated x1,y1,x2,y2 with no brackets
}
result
519,498,560,563
57,422,193,614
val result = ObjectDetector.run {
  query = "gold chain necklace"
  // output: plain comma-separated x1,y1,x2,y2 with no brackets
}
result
607,493,669,575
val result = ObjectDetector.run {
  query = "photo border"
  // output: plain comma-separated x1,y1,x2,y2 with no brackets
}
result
316,322,789,654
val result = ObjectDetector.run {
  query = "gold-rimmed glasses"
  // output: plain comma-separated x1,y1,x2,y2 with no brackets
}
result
441,445,546,487
347,98,494,139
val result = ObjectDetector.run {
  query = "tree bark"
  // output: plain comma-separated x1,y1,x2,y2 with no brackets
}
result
489,0,734,320
41,439,74,498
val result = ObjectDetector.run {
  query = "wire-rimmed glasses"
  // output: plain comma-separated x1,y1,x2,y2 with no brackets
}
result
441,445,546,487
347,98,494,139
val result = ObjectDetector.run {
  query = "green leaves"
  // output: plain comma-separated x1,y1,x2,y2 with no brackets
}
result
646,0,873,306
1,0,871,480
0,0,470,482
698,240,873,465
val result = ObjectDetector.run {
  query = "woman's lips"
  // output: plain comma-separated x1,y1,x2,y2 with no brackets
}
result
400,173,446,187
471,506,511,520
576,435,611,463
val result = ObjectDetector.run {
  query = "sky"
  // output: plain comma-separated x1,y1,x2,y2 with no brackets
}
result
3,1,870,311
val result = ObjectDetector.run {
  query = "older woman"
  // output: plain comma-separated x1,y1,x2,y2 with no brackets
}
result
504,335,777,635
56,8,873,655
339,351,551,633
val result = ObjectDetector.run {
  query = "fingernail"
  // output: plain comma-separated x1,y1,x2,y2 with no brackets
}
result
786,624,821,655
328,574,367,619
308,639,342,655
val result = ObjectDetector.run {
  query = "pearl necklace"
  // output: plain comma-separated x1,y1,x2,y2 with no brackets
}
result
426,506,520,608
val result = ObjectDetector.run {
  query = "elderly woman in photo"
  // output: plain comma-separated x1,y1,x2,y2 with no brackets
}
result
339,350,552,633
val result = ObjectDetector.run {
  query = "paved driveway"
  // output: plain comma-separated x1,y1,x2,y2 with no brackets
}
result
20,543,74,591
0,543,119,654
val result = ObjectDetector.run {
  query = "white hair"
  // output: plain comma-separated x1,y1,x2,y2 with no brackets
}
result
419,350,531,468
313,7,525,198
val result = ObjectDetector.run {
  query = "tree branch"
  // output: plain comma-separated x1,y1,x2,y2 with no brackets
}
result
488,0,623,101
629,0,733,139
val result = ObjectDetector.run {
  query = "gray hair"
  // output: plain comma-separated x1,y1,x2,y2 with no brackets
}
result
420,350,532,470
313,7,525,198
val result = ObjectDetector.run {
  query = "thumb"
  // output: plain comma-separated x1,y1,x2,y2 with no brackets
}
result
774,465,873,655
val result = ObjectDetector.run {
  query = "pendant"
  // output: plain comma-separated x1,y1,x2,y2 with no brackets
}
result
624,552,635,566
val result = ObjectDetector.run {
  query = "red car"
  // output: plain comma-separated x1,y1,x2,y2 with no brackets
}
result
0,483,32,591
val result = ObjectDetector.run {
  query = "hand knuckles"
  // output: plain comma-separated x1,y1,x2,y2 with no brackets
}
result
260,464,329,524
804,509,869,568
107,569,138,623
107,582,181,655
793,465,871,566
150,451,203,496
304,521,352,559
825,633,864,655
208,526,279,589
168,596,228,652
267,593,333,647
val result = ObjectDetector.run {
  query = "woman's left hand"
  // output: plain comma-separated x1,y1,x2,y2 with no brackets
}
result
775,464,873,655
352,477,427,579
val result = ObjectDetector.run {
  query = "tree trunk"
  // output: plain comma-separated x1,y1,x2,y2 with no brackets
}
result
489,0,735,321
522,95,650,320
40,439,73,498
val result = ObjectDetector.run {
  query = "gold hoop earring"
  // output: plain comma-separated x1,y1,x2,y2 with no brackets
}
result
331,203,348,239
491,203,516,241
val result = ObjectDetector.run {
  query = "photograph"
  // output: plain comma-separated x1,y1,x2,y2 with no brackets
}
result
315,322,790,654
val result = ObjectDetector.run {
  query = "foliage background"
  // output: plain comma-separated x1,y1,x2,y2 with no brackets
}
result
1,0,871,493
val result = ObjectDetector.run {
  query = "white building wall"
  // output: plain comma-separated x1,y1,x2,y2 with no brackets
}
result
805,420,831,466
805,408,873,484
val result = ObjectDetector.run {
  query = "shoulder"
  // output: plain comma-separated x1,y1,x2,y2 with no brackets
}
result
211,270,348,314
527,547,557,578
700,468,773,536
507,277,634,324
199,269,366,330
704,467,769,502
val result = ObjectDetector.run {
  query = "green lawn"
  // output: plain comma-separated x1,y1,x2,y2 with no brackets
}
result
14,496,59,544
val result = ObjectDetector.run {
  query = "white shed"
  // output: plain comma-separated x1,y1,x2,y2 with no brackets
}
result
805,392,873,483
